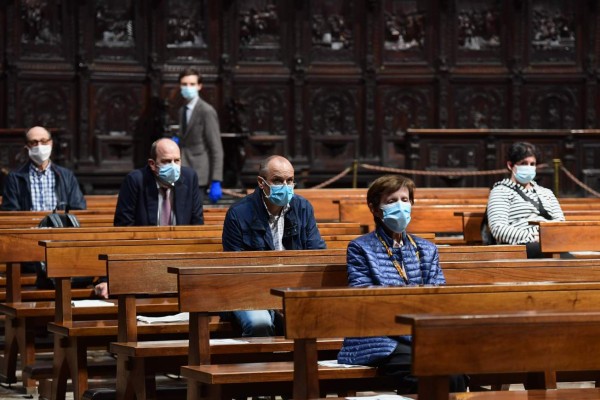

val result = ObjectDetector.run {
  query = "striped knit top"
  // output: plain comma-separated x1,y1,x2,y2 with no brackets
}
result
486,178,565,245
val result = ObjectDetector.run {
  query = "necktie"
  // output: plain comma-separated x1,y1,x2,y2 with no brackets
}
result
181,106,188,135
160,187,172,226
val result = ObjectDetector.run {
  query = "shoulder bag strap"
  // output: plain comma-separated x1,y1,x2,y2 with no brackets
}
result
504,183,552,220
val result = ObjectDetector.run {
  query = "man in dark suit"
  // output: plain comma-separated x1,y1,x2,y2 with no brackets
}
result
94,138,203,297
178,67,224,204
113,138,204,226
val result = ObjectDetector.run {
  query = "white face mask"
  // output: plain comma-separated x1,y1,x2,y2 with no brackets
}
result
28,144,52,165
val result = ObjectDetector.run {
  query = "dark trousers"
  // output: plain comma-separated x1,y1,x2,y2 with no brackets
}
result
378,342,468,394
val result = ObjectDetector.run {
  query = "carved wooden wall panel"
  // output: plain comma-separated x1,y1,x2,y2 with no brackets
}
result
523,84,583,129
0,0,600,194
451,83,509,128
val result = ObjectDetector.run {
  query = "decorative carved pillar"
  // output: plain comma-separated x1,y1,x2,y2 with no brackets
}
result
584,0,598,128
75,1,92,168
5,2,16,127
437,1,449,128
364,0,376,161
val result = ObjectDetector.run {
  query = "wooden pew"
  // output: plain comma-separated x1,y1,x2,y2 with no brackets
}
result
337,199,484,235
107,250,349,400
459,210,600,244
39,232,361,400
104,243,523,399
442,257,600,284
274,283,600,399
284,188,491,222
0,226,226,390
400,311,600,400
537,221,600,257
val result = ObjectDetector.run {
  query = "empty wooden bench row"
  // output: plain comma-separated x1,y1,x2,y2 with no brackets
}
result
274,283,600,400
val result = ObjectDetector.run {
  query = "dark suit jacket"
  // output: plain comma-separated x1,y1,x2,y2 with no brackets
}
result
179,97,224,186
113,165,204,226
1,161,86,211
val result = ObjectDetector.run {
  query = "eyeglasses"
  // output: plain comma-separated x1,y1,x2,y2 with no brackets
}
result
261,177,296,187
27,138,52,147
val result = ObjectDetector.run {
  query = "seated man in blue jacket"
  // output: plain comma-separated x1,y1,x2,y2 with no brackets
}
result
1,126,86,288
1,126,86,211
222,155,325,336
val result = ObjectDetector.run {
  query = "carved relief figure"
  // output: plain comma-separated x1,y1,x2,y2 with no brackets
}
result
95,0,134,48
457,0,501,51
167,0,207,48
531,1,575,52
239,1,279,47
383,90,429,136
20,0,61,45
312,0,353,50
384,1,425,51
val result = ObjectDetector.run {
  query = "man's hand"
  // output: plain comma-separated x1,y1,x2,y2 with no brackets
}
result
94,282,108,299
209,181,222,203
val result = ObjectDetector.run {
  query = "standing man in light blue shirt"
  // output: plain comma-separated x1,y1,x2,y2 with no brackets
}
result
178,68,224,204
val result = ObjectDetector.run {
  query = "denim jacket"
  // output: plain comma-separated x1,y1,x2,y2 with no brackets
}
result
222,188,326,251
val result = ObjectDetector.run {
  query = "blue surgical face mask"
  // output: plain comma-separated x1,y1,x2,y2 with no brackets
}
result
157,162,181,186
180,86,199,101
380,201,412,233
261,178,294,207
514,165,536,185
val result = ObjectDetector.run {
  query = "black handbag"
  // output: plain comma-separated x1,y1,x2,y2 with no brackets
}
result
38,207,80,228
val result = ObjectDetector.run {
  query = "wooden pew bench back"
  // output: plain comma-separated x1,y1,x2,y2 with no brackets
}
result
400,311,600,400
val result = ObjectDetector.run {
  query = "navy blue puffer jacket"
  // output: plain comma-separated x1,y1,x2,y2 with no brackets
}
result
337,225,445,366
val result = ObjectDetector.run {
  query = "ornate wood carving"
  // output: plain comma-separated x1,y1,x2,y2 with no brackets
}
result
0,1,599,193
380,0,429,64
309,0,357,63
237,0,282,62
454,0,503,64
526,86,581,129
379,85,433,167
454,86,507,128
528,0,577,64
17,0,69,60
154,0,212,63
308,87,359,169
19,81,71,130
89,83,145,170
89,0,144,64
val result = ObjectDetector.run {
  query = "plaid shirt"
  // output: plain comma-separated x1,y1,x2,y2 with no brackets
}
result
29,163,57,211
263,197,290,251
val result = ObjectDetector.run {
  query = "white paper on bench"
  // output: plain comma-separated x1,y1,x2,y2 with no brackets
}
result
318,360,370,368
136,312,189,324
71,300,115,307
346,395,413,400
209,338,250,344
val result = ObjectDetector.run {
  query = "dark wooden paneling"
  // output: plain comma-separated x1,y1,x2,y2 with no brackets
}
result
0,0,599,194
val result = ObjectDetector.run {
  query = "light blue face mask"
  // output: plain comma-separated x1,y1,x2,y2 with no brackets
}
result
381,201,412,233
157,162,181,186
514,165,536,184
180,86,199,101
262,179,294,207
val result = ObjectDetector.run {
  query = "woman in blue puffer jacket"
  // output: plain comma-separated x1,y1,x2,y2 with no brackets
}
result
337,175,467,394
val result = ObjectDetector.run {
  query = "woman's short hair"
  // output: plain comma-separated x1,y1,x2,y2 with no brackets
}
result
367,175,415,208
507,142,540,165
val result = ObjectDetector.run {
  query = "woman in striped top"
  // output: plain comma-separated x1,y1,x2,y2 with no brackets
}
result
486,141,564,258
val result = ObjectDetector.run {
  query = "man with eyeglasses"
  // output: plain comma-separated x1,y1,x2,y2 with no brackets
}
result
222,155,325,337
1,126,86,289
1,126,86,211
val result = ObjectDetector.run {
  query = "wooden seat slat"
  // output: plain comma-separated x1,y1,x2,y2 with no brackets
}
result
400,311,600,400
